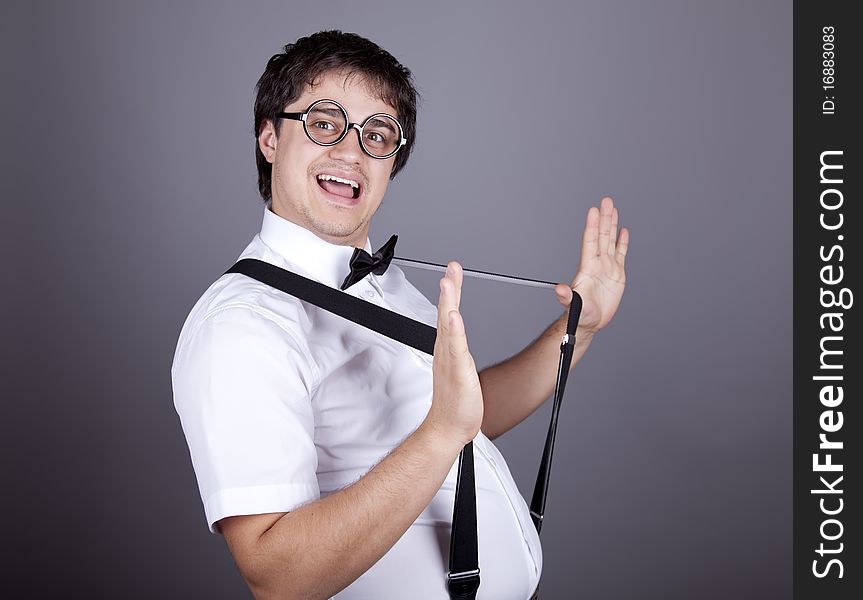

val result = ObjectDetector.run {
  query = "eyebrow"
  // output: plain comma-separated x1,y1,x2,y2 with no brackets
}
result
365,117,397,135
309,107,344,119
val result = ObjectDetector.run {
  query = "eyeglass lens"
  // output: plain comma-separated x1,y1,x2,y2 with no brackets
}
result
306,101,401,157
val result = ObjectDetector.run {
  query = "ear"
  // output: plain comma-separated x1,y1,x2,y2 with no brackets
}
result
258,119,278,163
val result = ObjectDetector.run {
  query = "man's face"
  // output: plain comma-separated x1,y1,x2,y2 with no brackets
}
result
258,71,399,248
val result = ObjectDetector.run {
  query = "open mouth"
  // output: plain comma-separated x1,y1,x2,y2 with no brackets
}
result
316,173,361,201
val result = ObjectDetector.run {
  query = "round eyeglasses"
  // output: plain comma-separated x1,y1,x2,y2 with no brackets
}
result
277,99,407,159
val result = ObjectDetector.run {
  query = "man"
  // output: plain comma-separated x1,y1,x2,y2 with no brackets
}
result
172,30,628,599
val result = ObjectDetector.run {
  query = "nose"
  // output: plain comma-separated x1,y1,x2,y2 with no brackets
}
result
327,124,365,163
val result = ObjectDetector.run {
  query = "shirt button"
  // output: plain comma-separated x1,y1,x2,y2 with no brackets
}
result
365,290,375,299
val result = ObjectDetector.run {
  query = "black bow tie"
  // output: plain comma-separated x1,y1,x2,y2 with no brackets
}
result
340,234,398,291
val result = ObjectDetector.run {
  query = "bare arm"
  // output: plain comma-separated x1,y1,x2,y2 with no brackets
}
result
220,263,483,600
220,420,464,599
480,197,629,439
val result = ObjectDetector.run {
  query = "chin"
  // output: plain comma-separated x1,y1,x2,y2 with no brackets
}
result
307,214,366,242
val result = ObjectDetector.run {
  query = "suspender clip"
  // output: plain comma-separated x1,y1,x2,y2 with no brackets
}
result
447,569,480,581
447,568,481,598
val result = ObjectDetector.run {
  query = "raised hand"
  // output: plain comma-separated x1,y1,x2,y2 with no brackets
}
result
555,196,630,334
425,262,484,448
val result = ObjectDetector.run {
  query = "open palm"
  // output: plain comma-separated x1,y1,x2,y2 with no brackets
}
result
555,197,629,333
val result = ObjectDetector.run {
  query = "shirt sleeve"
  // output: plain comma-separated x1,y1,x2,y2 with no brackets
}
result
172,304,321,533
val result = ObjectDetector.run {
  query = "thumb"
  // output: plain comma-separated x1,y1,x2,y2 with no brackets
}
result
555,283,573,307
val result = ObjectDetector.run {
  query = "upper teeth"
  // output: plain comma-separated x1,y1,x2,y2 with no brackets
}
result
318,174,359,188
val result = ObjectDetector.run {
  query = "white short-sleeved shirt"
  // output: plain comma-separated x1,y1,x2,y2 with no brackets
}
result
172,207,542,599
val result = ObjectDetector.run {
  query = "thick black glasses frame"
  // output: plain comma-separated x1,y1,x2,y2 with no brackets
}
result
277,98,408,159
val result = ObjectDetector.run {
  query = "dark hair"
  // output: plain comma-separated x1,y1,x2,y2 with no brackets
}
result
253,30,419,202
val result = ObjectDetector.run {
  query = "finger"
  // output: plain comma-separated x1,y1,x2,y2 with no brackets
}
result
581,206,600,259
447,310,470,359
598,196,613,256
616,227,630,265
448,310,479,387
609,207,619,255
447,261,463,309
436,276,455,338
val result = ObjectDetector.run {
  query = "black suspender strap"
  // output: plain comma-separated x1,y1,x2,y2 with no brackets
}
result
226,259,437,353
526,294,582,600
446,441,480,599
225,258,480,599
530,292,582,533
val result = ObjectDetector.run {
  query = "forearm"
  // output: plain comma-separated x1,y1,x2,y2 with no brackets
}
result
479,314,594,439
244,421,464,599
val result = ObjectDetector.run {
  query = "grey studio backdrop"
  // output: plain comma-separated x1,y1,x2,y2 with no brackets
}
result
4,1,791,598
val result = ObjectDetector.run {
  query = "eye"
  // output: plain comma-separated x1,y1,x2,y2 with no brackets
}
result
311,120,337,131
363,116,399,149
365,131,385,143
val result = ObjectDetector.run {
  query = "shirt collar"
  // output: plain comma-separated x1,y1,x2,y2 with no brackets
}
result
258,206,373,289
